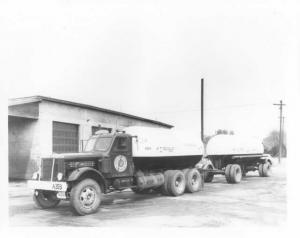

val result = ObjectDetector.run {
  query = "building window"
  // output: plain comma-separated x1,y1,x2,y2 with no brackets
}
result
53,121,79,153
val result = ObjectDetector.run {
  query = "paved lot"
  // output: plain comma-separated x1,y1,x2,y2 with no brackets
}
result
9,160,286,227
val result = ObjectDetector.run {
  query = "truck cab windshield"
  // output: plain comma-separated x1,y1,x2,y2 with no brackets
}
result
84,136,112,152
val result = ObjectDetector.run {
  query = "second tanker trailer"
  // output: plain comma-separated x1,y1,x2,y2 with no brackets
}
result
198,134,273,184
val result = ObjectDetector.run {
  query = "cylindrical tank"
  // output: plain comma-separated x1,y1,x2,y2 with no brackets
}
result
124,126,204,170
206,134,264,156
125,126,204,157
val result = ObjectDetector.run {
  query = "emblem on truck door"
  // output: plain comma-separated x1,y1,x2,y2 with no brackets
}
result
114,155,127,172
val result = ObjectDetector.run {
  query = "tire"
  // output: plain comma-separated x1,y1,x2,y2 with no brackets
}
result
167,170,186,196
203,164,214,183
225,164,233,183
229,164,242,184
262,162,272,177
33,190,60,209
258,164,264,177
161,170,173,195
70,179,102,216
242,170,247,177
259,162,272,177
184,169,202,193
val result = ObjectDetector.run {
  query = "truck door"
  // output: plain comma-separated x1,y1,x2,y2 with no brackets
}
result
109,135,134,178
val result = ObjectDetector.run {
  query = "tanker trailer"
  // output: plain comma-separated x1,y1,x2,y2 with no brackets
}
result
28,126,204,215
198,135,272,184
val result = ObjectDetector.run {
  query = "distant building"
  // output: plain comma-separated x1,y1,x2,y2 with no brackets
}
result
8,96,172,179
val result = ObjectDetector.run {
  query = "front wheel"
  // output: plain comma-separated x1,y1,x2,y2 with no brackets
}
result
70,179,102,216
33,190,60,209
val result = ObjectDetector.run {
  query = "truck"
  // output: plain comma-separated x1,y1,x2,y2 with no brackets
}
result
28,126,204,215
198,134,273,184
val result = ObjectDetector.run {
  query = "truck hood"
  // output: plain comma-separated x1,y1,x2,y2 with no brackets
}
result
48,152,104,160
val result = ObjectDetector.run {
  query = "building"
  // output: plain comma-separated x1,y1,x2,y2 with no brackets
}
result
8,96,173,179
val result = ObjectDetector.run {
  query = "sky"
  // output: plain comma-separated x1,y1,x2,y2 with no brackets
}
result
1,0,298,140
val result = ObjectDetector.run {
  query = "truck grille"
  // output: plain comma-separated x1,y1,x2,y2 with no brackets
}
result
41,158,59,181
41,158,53,181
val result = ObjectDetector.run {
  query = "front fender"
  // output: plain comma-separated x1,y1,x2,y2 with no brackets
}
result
67,167,107,191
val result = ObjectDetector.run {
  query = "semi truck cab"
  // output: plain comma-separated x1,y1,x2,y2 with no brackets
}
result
28,132,137,215
28,128,204,215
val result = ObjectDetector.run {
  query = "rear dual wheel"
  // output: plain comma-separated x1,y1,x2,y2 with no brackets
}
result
183,169,203,193
225,164,242,184
258,162,272,177
161,170,174,195
161,170,186,196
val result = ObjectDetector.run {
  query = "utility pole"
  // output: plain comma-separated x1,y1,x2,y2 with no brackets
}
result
282,116,285,134
273,100,286,163
282,116,285,156
201,78,204,144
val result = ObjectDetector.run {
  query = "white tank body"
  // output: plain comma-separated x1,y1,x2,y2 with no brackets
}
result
206,134,264,156
123,126,204,157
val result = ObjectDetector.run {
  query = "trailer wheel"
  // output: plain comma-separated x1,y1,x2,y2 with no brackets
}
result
258,163,263,176
229,164,242,184
161,170,173,195
184,169,202,193
225,164,233,183
167,170,186,196
33,190,60,209
263,162,272,177
242,170,247,177
70,178,102,216
259,162,272,177
203,164,214,183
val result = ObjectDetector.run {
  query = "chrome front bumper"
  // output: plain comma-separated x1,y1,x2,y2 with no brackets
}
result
27,180,68,192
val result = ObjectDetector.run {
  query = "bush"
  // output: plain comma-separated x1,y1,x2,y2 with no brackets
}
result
263,130,287,157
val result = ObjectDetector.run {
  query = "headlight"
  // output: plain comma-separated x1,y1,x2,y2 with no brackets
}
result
57,172,63,181
32,172,39,180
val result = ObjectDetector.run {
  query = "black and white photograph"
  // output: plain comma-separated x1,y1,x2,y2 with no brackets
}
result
1,0,299,235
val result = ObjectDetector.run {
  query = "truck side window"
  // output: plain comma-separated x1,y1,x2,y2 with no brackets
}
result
115,137,128,151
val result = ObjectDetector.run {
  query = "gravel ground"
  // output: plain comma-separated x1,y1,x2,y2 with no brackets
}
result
8,159,286,227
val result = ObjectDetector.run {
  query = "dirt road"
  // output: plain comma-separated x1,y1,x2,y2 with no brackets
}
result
9,160,286,227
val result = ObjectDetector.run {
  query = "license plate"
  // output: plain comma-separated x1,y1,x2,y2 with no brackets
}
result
28,180,68,192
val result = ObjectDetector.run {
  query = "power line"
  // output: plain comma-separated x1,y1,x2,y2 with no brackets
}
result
144,102,272,115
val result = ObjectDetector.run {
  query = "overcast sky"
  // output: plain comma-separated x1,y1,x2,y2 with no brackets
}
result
2,0,298,139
